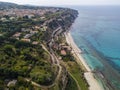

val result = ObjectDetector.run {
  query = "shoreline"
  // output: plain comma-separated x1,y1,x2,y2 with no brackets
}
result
65,31,104,90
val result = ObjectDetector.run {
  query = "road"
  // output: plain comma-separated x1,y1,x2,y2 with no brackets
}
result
48,27,63,81
26,27,63,89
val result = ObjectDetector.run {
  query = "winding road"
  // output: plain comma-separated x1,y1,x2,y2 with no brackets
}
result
26,27,63,89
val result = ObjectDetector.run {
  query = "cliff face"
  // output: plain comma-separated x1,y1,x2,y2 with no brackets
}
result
43,9,78,42
43,8,79,90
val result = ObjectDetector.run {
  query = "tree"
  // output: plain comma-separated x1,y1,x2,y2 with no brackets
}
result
3,45,16,56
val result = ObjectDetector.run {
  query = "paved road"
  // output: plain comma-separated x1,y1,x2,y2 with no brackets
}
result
26,27,63,89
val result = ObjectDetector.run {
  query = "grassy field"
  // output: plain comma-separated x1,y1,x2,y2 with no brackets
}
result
65,74,78,90
66,61,89,90
48,84,59,90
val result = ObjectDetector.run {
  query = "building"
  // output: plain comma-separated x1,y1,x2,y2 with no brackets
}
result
21,38,31,42
61,50,67,56
7,80,17,87
24,34,32,39
13,32,21,37
32,41,39,45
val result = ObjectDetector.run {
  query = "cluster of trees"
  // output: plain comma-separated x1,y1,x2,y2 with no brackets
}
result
0,13,46,45
62,54,75,62
0,39,55,89
6,76,37,90
0,3,79,89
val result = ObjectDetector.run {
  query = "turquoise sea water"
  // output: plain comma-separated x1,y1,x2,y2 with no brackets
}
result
69,6,120,90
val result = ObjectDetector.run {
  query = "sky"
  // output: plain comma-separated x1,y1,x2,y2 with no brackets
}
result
0,0,120,6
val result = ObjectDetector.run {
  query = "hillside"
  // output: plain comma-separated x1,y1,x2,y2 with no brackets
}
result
0,2,18,9
0,2,88,90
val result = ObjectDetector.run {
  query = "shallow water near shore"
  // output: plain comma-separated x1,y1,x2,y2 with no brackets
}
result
69,6,120,90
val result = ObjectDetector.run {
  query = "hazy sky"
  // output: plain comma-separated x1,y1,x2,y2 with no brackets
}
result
0,0,120,6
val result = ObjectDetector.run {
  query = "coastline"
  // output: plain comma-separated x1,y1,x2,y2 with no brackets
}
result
65,31,104,90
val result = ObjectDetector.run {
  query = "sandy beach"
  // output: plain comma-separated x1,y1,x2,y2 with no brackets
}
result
65,31,104,90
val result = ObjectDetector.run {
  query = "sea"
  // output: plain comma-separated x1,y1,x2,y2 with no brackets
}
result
67,6,120,90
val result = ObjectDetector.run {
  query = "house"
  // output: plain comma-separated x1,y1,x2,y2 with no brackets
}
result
7,80,17,87
13,32,21,37
40,16,45,19
0,34,3,36
28,14,34,19
10,17,15,20
58,56,62,60
24,34,32,39
40,26,47,31
1,17,7,21
21,38,31,42
53,43,59,50
30,30,38,34
21,28,30,32
34,26,40,29
32,41,39,45
57,18,62,21
61,45,72,51
61,50,66,56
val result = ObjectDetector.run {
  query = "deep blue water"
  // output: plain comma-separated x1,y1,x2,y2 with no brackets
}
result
68,6,120,90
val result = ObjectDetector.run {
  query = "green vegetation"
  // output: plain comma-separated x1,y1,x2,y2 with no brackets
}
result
0,1,79,89
65,74,78,90
62,54,75,62
49,84,60,90
0,40,55,89
66,61,89,90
